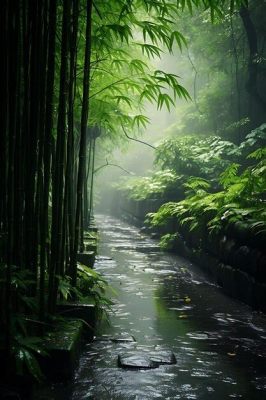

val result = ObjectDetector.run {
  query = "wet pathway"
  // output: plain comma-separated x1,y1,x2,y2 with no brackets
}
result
38,215,266,399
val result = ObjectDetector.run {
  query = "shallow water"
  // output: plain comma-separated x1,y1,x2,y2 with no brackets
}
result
36,215,266,400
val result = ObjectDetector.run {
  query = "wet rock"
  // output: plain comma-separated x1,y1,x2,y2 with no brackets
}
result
111,336,136,343
234,269,254,305
257,253,266,282
94,334,136,343
84,241,97,252
187,332,211,340
135,245,160,252
118,354,158,369
140,226,148,233
234,245,251,272
87,224,98,233
150,350,176,365
40,320,84,380
96,256,112,261
77,251,95,267
254,282,266,312
118,350,176,369
150,232,160,239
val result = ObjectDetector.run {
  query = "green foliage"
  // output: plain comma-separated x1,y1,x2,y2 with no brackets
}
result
58,275,73,301
163,0,264,144
58,264,113,310
155,135,239,178
219,163,240,187
76,263,113,307
117,123,266,241
159,233,180,250
0,266,38,315
12,336,47,382
149,144,266,235
88,0,194,145
116,132,261,202
116,169,184,200
184,176,211,191
0,265,47,381
239,124,266,156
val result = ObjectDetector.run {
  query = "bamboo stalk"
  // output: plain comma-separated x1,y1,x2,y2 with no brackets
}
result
48,0,71,313
71,0,93,287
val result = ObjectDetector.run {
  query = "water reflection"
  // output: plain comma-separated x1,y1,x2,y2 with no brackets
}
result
35,215,266,400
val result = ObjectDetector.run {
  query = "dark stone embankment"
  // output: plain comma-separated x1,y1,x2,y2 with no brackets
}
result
0,227,98,400
114,194,266,312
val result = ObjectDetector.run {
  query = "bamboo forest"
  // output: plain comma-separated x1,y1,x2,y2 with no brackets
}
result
1,0,266,399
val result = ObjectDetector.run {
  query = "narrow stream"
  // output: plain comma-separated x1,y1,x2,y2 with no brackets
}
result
38,215,266,400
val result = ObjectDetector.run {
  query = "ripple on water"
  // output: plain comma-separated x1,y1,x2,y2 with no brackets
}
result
186,332,213,340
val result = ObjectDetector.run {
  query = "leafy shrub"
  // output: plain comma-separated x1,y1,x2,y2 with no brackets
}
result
116,169,185,200
159,233,180,250
117,126,266,243
149,149,266,235
155,135,240,178
58,263,113,310
116,136,241,201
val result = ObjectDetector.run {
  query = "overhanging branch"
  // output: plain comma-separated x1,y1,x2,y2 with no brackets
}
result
94,158,134,175
122,126,156,149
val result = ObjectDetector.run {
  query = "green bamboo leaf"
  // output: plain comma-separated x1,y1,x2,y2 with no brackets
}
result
111,59,127,70
133,114,150,128
129,59,148,73
140,90,156,103
105,24,133,43
114,95,132,108
22,349,44,382
170,30,187,51
247,147,266,160
136,43,162,58
157,93,175,112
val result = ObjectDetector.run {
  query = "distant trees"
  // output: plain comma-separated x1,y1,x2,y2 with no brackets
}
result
159,0,266,144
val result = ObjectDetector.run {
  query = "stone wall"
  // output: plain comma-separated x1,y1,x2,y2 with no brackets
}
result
116,194,266,313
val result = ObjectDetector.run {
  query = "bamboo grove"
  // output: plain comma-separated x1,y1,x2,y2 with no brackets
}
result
1,0,249,373
1,0,97,357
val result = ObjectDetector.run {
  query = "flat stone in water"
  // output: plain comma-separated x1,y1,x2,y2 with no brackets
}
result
118,350,176,369
186,332,211,340
150,350,177,365
111,336,136,343
96,255,112,261
94,334,136,343
118,354,158,369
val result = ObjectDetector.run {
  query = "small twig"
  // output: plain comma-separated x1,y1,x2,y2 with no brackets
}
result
187,50,201,113
89,78,129,99
94,158,134,175
122,125,156,149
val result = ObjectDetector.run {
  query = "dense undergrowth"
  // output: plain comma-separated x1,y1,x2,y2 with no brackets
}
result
117,124,266,244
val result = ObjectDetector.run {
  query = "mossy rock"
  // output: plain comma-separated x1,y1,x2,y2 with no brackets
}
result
77,251,95,267
56,302,96,340
84,240,97,252
40,319,84,380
